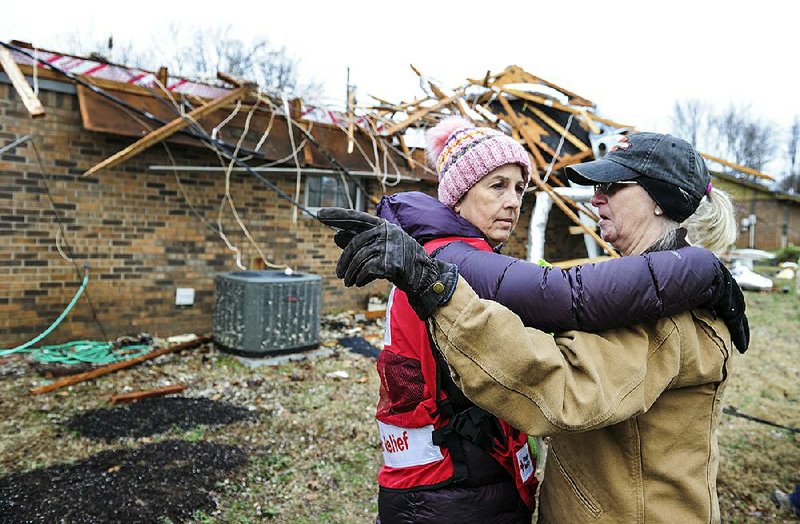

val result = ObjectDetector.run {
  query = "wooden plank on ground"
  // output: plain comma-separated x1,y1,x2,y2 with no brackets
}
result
83,86,251,177
110,384,187,404
0,47,45,117
28,336,211,395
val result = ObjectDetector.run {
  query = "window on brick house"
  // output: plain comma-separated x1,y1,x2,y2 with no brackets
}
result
304,175,367,214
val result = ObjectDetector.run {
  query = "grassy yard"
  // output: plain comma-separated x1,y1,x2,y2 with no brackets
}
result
717,267,799,522
0,271,798,523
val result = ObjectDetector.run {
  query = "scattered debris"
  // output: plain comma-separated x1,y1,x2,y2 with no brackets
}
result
339,336,381,360
234,346,335,369
325,370,350,380
28,335,210,395
110,384,187,404
730,265,774,292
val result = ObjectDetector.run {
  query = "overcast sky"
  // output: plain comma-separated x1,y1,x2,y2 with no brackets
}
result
1,0,798,176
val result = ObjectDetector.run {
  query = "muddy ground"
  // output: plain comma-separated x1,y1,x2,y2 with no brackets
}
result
1,295,798,523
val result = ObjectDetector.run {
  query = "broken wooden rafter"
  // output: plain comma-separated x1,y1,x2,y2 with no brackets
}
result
497,96,548,170
29,335,211,395
494,86,587,117
110,384,187,404
0,46,45,117
216,71,257,89
527,106,590,153
700,152,774,181
577,108,601,135
480,65,595,108
82,86,252,177
550,149,593,172
530,172,619,258
383,88,466,136
396,134,415,169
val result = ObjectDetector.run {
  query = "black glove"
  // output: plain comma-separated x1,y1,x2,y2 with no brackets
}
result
709,263,750,353
317,207,459,320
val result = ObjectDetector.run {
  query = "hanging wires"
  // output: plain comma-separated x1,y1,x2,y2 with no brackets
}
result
542,113,575,184
0,41,369,223
282,94,305,223
221,98,288,270
28,137,109,341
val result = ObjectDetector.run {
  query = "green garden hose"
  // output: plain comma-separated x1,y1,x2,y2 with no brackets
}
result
0,272,151,365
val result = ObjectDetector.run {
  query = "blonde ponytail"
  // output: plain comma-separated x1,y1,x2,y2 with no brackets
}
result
683,187,737,254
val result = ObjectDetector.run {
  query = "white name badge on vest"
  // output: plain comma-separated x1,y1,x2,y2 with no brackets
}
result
378,421,444,468
516,442,534,483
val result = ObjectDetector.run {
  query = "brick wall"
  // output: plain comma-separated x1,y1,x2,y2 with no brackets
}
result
712,176,800,250
0,83,414,345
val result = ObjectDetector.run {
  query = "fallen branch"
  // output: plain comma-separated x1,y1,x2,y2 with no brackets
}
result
110,384,187,404
29,335,211,395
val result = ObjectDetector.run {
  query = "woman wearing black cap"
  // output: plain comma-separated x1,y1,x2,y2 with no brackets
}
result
318,132,748,523
566,132,737,257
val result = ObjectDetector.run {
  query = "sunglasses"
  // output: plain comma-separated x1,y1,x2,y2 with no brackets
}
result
593,181,638,195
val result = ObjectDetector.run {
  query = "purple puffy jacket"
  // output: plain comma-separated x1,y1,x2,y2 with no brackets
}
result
377,191,723,333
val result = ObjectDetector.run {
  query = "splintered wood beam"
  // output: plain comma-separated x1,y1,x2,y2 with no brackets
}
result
493,65,595,107
586,113,637,132
383,88,465,136
550,149,593,171
700,152,774,181
396,134,416,169
0,47,45,118
473,104,499,124
530,173,620,258
29,336,211,395
497,96,547,170
216,71,257,88
577,109,601,135
497,87,583,116
110,384,187,404
527,106,590,153
519,114,555,155
82,86,251,177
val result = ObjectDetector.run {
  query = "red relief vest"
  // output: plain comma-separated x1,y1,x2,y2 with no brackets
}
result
376,236,538,509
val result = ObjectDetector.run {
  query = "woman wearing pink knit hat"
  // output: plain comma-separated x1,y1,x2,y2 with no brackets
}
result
320,118,742,523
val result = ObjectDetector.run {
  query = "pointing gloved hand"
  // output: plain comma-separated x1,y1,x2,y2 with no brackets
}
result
317,207,459,320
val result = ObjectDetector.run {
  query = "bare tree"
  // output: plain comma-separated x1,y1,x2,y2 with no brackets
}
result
53,31,148,67
711,104,777,174
156,24,322,101
671,99,710,148
52,25,323,102
779,117,800,193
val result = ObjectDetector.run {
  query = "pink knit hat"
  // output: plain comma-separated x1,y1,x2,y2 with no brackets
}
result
426,117,531,207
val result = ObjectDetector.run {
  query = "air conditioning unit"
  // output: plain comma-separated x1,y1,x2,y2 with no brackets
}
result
213,271,322,357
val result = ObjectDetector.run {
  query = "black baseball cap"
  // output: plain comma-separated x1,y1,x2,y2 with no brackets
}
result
565,132,711,222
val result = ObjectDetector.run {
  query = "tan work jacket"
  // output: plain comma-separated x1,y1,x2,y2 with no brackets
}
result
429,276,735,523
